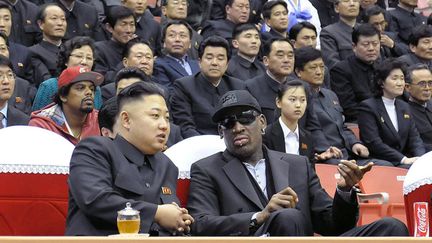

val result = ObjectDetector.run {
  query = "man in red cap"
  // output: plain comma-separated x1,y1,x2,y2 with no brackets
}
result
29,66,104,145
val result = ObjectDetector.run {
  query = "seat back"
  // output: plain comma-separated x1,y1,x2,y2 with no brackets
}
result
315,164,340,198
0,126,73,235
164,135,226,207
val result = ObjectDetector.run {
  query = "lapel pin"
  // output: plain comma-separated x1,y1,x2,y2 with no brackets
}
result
161,186,172,195
380,116,385,123
26,20,31,24
333,100,339,105
17,62,23,67
301,143,308,150
404,114,410,119
84,23,89,29
15,97,23,103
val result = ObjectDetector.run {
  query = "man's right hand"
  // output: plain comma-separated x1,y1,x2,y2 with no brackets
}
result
256,187,298,224
154,204,194,234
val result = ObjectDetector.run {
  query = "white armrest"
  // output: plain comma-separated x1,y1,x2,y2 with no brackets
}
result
357,192,389,204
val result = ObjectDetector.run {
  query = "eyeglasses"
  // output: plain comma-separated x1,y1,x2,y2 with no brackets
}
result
0,72,15,81
411,80,432,88
70,53,94,62
219,110,259,130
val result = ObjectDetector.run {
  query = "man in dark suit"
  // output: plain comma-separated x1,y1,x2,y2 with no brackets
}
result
187,89,408,236
66,81,194,236
30,3,66,87
0,55,29,127
200,0,250,56
388,0,426,46
94,6,136,83
405,64,432,152
261,0,289,43
52,0,103,41
331,24,381,123
122,0,162,55
209,0,264,24
320,0,360,69
153,20,200,97
170,36,245,138
227,23,265,81
363,6,409,60
7,0,41,47
398,25,432,69
160,0,202,60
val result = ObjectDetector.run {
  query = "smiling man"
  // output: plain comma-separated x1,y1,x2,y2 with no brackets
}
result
29,66,103,145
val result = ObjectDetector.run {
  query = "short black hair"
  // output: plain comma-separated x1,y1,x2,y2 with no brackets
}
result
362,5,385,23
0,1,11,14
352,23,380,45
262,0,287,20
115,67,152,90
277,79,308,101
117,81,166,112
57,36,95,72
37,3,64,22
261,37,293,57
289,22,317,42
98,97,118,132
409,25,432,46
198,36,231,59
373,58,406,97
405,63,431,84
232,23,259,39
0,54,13,70
162,19,193,42
122,37,153,58
105,5,136,28
294,46,322,71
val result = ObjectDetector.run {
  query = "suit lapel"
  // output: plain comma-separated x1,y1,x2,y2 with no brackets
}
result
377,99,400,140
166,57,188,76
222,151,265,209
270,120,286,153
190,60,200,74
396,100,409,148
266,150,290,193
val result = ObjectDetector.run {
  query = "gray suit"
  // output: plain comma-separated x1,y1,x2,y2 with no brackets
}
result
7,105,30,126
66,135,179,236
320,21,355,69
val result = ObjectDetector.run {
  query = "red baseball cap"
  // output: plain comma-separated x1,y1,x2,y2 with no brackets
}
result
58,66,104,90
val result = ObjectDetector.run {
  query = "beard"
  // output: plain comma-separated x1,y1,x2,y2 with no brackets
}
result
79,99,94,114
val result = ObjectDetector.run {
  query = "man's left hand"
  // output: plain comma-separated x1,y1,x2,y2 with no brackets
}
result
352,143,369,158
337,160,373,191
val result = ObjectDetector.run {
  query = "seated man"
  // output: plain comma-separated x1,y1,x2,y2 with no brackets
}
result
66,81,194,236
187,89,408,236
398,25,432,69
0,55,29,127
153,20,200,97
226,23,265,81
29,66,102,145
170,36,245,138
405,64,432,152
388,0,426,45
261,0,289,43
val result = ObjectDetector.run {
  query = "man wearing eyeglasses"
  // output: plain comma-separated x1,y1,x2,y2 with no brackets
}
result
187,89,408,236
405,64,432,152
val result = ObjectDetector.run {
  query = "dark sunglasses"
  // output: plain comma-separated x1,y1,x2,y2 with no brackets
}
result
219,110,260,130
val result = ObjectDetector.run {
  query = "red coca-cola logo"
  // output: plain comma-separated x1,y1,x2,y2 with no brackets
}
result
414,202,429,237
417,208,428,233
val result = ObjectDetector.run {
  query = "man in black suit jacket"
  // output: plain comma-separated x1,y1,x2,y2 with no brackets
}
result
200,0,250,56
30,3,66,87
310,0,338,28
397,25,432,69
331,24,381,123
187,89,408,236
226,23,265,81
153,20,200,97
0,56,29,127
405,64,432,152
53,0,103,41
260,0,289,43
66,82,193,236
170,36,245,138
122,0,162,55
388,0,426,45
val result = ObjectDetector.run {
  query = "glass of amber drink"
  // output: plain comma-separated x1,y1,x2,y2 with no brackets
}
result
117,202,140,234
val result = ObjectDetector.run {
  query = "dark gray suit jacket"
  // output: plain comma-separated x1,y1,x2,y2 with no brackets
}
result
187,148,358,236
320,21,355,69
65,135,179,236
7,105,30,126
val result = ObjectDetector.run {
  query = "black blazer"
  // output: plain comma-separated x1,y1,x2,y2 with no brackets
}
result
263,119,314,162
187,147,358,236
358,97,425,164
170,72,245,138
65,135,179,236
408,100,432,152
29,40,61,87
